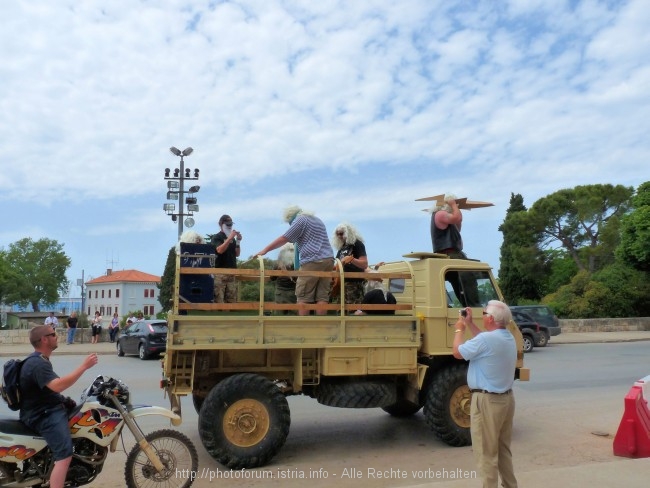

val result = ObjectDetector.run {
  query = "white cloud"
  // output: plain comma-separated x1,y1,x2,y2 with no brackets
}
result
1,0,647,286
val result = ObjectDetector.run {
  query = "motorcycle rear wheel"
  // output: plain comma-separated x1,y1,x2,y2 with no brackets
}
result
125,429,198,488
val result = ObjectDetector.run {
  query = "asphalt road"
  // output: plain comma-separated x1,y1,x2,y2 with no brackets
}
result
2,342,648,487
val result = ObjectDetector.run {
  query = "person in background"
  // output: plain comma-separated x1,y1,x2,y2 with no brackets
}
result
453,300,518,488
108,312,120,343
65,312,77,345
90,311,102,344
211,214,242,303
430,193,466,258
20,325,98,488
45,312,59,328
331,222,369,306
135,312,144,322
256,205,333,316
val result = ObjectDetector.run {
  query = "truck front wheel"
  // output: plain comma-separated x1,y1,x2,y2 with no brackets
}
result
198,373,291,469
423,362,472,447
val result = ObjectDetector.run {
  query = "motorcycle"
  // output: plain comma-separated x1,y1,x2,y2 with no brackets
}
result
0,375,198,487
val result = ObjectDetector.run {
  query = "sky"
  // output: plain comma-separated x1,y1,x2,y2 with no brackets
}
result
1,0,649,300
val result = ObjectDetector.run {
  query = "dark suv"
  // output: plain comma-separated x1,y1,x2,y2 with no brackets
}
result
511,309,550,350
116,319,168,360
510,311,540,353
510,305,561,336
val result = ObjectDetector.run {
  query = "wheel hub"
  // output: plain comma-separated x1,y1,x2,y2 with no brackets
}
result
224,399,270,447
449,385,472,428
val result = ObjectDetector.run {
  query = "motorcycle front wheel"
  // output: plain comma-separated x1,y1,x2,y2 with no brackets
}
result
125,429,198,488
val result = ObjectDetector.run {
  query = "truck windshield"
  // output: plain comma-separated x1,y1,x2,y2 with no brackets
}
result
444,270,498,308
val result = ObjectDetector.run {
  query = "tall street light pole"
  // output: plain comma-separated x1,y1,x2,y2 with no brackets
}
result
163,146,200,240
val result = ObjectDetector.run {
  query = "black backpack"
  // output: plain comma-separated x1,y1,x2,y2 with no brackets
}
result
1,354,38,411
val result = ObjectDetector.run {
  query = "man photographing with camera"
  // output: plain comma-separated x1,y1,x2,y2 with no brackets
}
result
452,301,519,488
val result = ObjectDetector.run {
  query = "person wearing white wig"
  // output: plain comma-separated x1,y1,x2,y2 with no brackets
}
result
430,193,466,258
331,222,369,305
256,205,333,316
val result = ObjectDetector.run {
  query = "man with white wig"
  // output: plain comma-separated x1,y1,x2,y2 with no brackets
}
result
331,222,368,305
431,193,466,258
256,205,333,316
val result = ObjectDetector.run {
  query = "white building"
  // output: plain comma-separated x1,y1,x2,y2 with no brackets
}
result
85,269,161,322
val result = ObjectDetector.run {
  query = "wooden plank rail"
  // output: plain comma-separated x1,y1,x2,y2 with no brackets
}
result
174,254,414,316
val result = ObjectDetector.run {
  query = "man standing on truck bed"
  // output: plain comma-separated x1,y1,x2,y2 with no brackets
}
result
211,214,242,303
431,193,466,258
452,300,518,488
256,205,333,315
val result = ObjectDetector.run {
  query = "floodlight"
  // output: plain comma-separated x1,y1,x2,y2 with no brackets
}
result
163,203,175,212
188,185,200,193
187,204,199,212
182,147,193,156
185,197,197,205
169,147,181,156
166,191,179,200
185,217,195,227
167,181,179,189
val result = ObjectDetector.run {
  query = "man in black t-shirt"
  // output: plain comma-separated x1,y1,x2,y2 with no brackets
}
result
211,214,242,303
19,325,98,488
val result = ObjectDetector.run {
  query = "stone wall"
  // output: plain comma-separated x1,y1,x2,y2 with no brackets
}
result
559,317,650,333
2,318,650,344
0,324,109,345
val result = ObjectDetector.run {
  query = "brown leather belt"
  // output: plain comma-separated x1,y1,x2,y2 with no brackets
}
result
470,389,512,395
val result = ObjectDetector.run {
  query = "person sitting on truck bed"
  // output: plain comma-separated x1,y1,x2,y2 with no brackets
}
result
256,205,333,316
271,242,297,314
354,277,397,315
331,222,368,305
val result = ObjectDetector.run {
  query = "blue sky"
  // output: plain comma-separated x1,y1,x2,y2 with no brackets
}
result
1,0,648,299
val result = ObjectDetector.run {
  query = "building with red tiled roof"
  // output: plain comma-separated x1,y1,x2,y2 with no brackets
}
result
85,269,161,321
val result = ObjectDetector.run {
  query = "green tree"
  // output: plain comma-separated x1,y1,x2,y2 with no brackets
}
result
617,181,650,272
0,251,20,304
498,194,546,303
545,264,650,318
158,247,176,312
529,184,633,273
4,238,71,311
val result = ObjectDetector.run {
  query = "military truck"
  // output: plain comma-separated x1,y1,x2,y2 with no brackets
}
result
161,245,529,469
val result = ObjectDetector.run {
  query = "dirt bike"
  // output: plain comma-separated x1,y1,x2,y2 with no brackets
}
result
0,375,198,487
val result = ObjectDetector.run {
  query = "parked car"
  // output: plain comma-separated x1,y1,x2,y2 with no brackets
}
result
116,319,167,360
510,305,561,336
511,309,549,348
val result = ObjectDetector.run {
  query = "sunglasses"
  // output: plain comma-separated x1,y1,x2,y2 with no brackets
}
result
43,333,56,338
482,311,492,316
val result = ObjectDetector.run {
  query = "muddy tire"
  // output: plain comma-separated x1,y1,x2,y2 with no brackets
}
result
125,429,198,488
198,373,290,469
192,392,205,414
382,398,422,417
317,379,396,408
535,333,548,347
423,362,472,447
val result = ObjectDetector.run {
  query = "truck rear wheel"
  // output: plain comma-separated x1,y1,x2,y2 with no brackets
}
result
424,363,472,447
198,373,290,469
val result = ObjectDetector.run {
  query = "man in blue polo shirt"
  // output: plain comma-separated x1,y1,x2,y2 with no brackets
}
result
453,300,518,488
